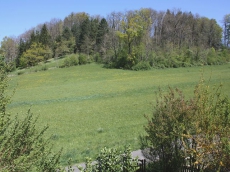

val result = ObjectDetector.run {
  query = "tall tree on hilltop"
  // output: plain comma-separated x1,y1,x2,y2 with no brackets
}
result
71,23,81,53
16,38,27,67
70,13,90,53
96,18,109,52
106,11,123,60
47,18,63,42
62,27,73,41
116,10,148,68
89,18,99,53
90,18,99,40
39,24,51,47
29,30,39,45
79,17,91,53
207,19,222,48
54,27,74,57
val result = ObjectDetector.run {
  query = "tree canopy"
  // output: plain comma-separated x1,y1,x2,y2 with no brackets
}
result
1,8,230,70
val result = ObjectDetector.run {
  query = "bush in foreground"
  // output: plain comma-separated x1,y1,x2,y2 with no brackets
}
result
78,146,139,172
142,78,230,172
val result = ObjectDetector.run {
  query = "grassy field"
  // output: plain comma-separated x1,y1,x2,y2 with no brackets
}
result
7,62,230,164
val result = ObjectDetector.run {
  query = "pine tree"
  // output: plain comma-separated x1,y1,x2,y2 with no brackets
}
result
39,24,51,47
79,18,90,53
96,18,108,46
71,23,81,53
62,27,73,41
16,39,26,67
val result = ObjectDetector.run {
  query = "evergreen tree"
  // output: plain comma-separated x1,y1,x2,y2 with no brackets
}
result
90,18,99,41
16,39,26,67
71,23,81,53
39,24,51,47
79,18,90,53
62,27,73,41
55,27,75,57
96,18,108,46
89,18,99,53
29,31,39,45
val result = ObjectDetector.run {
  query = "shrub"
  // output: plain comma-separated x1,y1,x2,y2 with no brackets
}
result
62,54,79,67
142,78,230,172
181,62,192,67
94,53,102,63
132,61,151,71
6,61,16,72
0,60,16,72
17,70,24,75
0,111,62,172
153,63,165,69
103,62,116,69
79,146,139,172
79,54,88,65
41,65,48,71
143,88,191,172
87,55,94,64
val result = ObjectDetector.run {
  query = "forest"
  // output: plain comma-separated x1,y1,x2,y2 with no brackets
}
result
0,8,230,70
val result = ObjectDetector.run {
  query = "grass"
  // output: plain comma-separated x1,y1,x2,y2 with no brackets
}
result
7,62,230,165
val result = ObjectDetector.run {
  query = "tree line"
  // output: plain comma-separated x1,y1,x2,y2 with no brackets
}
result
1,8,230,70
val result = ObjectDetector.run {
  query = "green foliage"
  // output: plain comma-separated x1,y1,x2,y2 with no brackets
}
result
0,59,16,72
0,69,11,128
12,9,230,71
39,24,52,47
20,42,53,67
0,110,62,172
189,80,230,171
132,61,151,71
79,53,88,65
207,47,217,65
94,52,102,63
0,68,62,171
143,88,191,172
96,18,108,47
147,47,230,69
55,40,74,57
13,9,230,71
79,146,139,172
41,65,48,71
221,48,230,62
61,54,79,67
142,78,230,172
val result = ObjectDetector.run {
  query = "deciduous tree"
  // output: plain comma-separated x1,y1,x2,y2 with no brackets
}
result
0,36,18,62
223,14,230,47
20,42,52,67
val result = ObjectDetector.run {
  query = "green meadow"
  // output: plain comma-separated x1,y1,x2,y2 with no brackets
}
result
7,62,230,164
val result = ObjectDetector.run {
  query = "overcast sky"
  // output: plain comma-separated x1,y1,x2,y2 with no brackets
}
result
0,0,229,42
